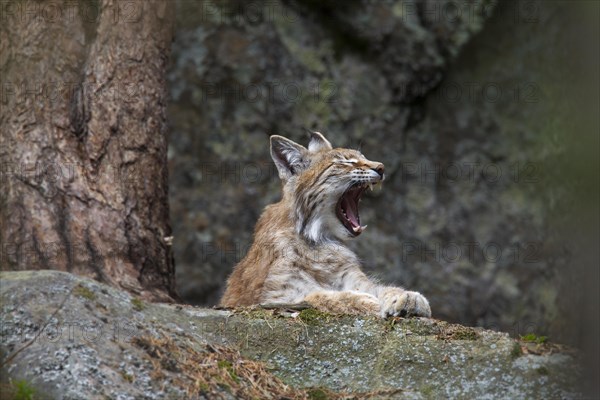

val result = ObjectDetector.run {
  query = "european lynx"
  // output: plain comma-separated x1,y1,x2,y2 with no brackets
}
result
220,132,431,318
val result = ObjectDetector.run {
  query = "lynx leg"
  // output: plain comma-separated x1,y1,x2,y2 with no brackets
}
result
304,290,380,316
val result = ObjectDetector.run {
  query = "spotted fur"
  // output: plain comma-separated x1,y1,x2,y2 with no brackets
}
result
220,132,431,318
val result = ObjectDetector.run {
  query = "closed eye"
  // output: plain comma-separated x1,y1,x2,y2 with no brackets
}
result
336,158,358,165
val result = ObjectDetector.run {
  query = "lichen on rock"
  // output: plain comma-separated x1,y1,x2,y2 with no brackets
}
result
0,271,583,399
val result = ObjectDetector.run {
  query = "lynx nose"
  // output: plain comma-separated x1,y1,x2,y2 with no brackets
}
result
371,164,384,178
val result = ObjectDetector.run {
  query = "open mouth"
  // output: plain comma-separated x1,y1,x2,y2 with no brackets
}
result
336,182,377,236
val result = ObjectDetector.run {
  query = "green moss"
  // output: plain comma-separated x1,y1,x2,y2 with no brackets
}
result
384,317,398,332
436,324,479,341
452,329,479,341
536,366,550,375
235,308,273,320
400,318,439,336
12,380,36,400
420,384,435,399
307,387,329,400
217,360,240,383
131,298,145,311
120,371,134,383
298,308,332,325
197,382,210,392
73,284,96,300
217,382,231,392
511,342,523,358
520,333,548,344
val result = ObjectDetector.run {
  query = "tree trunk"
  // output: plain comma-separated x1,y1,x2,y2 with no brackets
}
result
0,0,178,302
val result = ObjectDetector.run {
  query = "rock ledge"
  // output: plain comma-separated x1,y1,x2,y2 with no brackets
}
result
0,271,582,399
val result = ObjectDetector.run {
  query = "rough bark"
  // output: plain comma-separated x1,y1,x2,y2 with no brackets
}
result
0,0,177,301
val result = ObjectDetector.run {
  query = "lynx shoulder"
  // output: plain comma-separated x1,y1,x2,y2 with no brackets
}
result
220,132,431,318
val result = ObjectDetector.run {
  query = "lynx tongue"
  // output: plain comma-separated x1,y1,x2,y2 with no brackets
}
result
338,185,368,235
341,196,360,229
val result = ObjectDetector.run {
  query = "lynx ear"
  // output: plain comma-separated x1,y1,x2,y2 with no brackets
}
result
270,135,309,181
308,131,333,152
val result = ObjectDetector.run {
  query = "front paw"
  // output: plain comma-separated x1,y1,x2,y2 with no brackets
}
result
381,291,431,318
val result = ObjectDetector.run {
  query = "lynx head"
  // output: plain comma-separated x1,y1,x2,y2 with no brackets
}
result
270,132,384,243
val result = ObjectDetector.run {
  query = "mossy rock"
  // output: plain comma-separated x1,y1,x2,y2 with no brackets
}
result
0,271,584,399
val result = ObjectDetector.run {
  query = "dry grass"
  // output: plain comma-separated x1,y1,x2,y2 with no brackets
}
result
132,334,405,399
517,338,574,356
436,324,479,341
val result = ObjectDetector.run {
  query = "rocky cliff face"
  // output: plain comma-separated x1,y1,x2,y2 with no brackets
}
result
0,271,583,399
166,0,595,347
168,0,497,307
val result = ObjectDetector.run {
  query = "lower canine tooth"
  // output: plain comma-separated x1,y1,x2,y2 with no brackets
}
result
352,225,368,232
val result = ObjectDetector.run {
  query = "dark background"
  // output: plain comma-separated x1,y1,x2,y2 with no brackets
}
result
166,0,598,388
